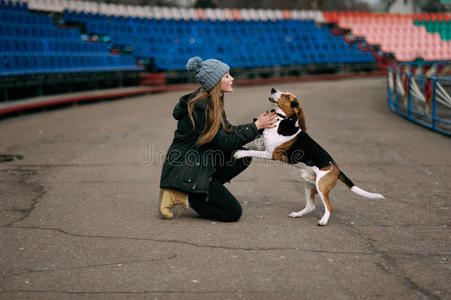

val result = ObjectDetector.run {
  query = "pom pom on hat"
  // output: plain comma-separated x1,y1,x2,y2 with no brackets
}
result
186,56,203,75
186,56,230,92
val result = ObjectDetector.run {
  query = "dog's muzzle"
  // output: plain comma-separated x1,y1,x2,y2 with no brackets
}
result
268,97,277,104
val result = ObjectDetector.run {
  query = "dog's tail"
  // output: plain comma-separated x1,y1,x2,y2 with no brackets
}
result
339,171,385,199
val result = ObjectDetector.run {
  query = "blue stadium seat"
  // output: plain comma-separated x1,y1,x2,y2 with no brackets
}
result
1,5,376,75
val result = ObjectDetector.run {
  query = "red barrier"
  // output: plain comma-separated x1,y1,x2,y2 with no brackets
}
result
0,72,385,116
140,73,166,86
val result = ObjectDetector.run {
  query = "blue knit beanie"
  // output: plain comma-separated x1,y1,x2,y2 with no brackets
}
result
186,57,230,92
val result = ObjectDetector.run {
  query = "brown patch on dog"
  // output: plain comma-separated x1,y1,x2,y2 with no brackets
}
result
272,150,288,162
297,107,307,132
317,165,341,213
272,136,297,162
276,93,306,131
310,187,317,204
277,93,299,117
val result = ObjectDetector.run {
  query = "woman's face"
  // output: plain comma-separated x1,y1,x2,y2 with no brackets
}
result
220,72,234,93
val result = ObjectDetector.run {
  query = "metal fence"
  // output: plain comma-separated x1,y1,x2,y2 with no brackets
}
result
387,62,451,136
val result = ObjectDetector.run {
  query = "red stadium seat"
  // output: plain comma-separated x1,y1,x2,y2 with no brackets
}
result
333,11,451,62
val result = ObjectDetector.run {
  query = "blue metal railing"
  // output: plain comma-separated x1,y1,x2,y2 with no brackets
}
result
387,62,451,136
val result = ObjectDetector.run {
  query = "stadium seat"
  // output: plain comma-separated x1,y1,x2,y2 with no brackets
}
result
332,11,451,62
0,2,380,74
0,3,140,75
415,19,451,41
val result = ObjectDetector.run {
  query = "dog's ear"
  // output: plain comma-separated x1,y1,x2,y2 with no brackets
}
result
297,107,306,132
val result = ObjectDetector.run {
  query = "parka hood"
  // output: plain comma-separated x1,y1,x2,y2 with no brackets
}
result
172,88,208,120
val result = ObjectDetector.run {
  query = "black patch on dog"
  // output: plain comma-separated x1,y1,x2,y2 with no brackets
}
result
290,101,299,108
284,131,334,169
277,116,299,136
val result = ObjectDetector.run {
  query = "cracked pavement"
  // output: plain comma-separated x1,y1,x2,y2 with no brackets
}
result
0,78,450,299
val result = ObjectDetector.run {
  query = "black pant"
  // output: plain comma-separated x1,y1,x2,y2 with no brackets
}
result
188,154,252,222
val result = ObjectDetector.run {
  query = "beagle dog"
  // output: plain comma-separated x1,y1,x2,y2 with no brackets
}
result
234,88,384,226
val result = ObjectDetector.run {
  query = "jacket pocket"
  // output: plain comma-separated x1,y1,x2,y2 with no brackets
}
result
179,155,203,188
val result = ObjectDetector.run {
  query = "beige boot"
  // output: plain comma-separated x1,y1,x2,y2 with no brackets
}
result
158,188,189,219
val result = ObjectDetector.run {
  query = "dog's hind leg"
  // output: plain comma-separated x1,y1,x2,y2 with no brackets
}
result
316,166,339,226
317,189,333,226
289,182,316,218
299,168,315,184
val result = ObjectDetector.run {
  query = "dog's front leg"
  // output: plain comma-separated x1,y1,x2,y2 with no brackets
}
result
290,182,316,218
233,150,272,160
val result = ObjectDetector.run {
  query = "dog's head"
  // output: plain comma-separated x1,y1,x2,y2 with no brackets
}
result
268,88,306,132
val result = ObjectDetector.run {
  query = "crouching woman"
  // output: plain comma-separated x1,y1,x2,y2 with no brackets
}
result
159,57,277,222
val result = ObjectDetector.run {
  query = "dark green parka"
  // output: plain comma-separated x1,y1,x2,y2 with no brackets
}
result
160,89,260,194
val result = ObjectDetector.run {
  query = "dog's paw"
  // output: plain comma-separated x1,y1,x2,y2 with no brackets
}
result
289,211,302,218
289,206,315,218
233,150,246,159
317,218,328,226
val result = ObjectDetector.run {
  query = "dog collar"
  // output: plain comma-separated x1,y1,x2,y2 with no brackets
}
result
277,113,298,121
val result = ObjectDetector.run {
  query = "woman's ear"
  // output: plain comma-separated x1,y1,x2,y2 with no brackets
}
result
297,107,306,132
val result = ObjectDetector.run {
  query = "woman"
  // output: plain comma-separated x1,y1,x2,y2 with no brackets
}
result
159,56,277,222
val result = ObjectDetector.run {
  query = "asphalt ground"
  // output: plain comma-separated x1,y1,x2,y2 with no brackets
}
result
0,77,450,299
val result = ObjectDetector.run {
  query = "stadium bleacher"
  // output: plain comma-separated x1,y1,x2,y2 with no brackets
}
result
0,0,449,99
61,9,374,70
0,0,140,76
1,0,377,77
325,11,451,62
414,19,451,41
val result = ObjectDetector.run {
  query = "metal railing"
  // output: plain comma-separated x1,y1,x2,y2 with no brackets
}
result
387,62,451,136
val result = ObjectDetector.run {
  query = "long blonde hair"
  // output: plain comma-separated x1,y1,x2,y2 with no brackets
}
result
188,82,230,146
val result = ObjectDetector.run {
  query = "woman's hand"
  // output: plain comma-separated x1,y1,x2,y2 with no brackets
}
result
254,111,278,130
